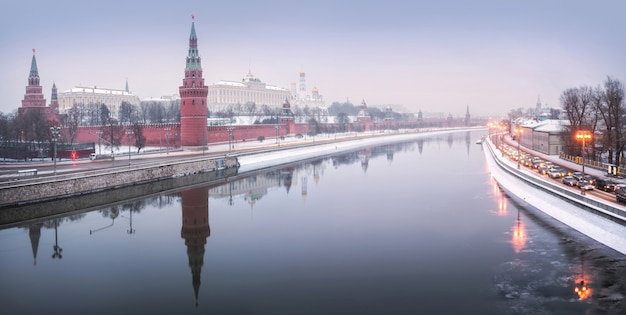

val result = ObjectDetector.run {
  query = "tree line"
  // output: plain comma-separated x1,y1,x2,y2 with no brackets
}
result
560,76,625,165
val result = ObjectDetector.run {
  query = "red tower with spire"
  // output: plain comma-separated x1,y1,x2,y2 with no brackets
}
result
19,49,48,114
179,16,209,148
19,49,57,122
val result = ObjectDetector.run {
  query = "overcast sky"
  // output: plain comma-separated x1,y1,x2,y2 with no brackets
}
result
1,0,625,118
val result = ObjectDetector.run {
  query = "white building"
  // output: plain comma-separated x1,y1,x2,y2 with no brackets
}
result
58,83,141,119
289,69,325,109
207,71,291,111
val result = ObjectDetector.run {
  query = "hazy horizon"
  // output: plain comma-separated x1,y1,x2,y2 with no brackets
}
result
1,0,625,118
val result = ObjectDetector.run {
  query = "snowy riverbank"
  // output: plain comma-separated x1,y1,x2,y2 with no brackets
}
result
484,138,626,255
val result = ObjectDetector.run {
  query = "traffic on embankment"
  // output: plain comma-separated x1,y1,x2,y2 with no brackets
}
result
483,133,626,254
0,127,482,211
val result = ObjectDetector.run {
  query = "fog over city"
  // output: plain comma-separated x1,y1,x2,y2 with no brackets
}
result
1,0,625,117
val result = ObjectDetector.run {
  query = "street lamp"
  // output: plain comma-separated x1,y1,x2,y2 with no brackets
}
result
126,129,134,167
275,125,281,146
50,126,61,175
515,127,523,169
576,130,592,179
226,126,235,151
165,127,170,155
95,130,103,154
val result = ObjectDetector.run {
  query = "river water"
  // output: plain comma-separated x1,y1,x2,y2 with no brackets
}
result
1,130,625,315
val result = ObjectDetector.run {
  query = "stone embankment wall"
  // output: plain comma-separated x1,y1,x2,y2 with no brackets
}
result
0,156,239,208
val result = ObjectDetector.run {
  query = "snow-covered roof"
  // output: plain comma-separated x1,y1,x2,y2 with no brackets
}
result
522,119,569,133
62,86,133,96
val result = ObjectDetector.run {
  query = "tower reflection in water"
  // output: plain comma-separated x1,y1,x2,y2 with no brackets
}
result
180,186,210,307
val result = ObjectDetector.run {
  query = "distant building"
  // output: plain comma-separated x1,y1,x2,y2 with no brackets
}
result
207,71,290,111
57,82,141,120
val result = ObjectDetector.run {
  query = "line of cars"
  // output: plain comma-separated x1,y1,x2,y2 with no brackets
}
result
500,143,626,203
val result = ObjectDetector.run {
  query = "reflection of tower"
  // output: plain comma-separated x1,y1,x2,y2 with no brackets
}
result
281,166,295,193
417,139,424,155
447,134,453,149
180,187,210,307
465,131,471,156
358,148,371,172
29,223,43,266
386,146,394,162
301,176,307,200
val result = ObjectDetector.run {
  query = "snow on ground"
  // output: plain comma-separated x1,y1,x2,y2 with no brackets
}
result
236,128,473,173
484,138,626,255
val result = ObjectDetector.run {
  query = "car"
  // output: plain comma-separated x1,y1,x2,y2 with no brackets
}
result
595,178,617,192
544,161,554,169
537,165,549,175
547,168,562,178
577,180,594,191
583,175,596,186
562,176,578,186
571,172,584,181
615,185,626,203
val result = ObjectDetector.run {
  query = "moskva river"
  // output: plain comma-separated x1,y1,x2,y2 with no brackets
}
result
1,130,625,315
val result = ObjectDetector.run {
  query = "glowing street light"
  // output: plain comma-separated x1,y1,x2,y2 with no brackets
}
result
575,131,592,188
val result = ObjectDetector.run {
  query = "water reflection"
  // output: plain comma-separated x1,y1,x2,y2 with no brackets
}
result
180,186,210,307
2,131,624,314
511,209,526,253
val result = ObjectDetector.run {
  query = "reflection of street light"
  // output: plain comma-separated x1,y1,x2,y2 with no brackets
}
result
275,125,281,146
515,127,523,169
512,208,526,253
126,129,134,167
50,126,61,175
52,220,62,259
126,211,135,234
226,126,235,151
574,255,591,300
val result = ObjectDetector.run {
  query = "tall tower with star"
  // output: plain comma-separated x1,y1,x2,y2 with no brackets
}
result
179,15,209,148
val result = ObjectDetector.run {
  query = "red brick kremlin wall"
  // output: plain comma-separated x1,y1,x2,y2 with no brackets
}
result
72,121,312,147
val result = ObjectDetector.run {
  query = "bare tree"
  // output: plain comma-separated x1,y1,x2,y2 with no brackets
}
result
65,103,81,144
597,77,626,166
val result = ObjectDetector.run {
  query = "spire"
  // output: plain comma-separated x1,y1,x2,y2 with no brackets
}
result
29,49,39,79
185,18,201,70
125,79,129,93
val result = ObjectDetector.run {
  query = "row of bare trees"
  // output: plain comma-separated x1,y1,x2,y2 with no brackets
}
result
560,76,625,165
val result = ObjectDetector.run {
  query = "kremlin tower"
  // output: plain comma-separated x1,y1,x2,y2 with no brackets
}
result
19,50,49,116
179,16,209,148
19,49,57,122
